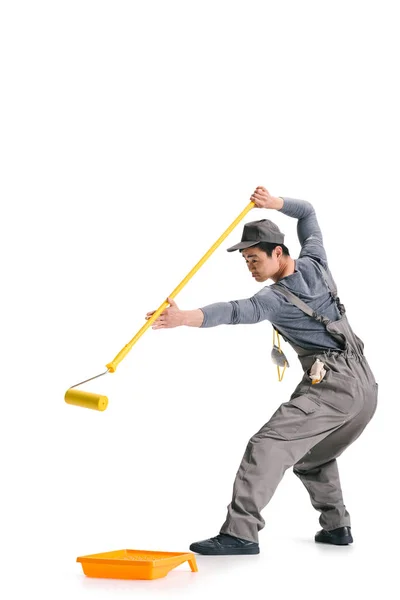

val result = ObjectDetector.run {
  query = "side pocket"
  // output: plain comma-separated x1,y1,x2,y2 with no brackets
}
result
263,393,320,440
290,395,319,415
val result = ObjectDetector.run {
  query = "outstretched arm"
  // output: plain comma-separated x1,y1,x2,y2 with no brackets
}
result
146,297,204,328
146,290,280,329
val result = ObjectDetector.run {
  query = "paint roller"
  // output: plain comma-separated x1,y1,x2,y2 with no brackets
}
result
64,201,255,411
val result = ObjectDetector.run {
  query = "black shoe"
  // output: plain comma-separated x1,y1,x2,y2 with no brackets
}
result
189,533,260,555
315,526,353,545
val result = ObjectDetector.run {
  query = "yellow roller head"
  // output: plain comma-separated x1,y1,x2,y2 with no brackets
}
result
64,389,108,411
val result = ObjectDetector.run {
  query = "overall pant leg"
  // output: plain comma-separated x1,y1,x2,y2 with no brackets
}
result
293,379,378,530
219,423,333,543
294,458,350,530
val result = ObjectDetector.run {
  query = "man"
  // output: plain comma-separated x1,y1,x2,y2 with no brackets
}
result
146,186,378,555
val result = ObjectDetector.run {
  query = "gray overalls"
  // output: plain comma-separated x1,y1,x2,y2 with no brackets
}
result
220,261,378,543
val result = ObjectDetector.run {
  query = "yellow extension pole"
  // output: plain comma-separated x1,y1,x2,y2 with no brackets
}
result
105,201,255,373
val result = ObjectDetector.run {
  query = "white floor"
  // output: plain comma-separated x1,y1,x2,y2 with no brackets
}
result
5,525,395,599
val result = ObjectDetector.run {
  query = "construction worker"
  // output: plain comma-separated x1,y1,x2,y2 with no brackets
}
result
146,187,378,554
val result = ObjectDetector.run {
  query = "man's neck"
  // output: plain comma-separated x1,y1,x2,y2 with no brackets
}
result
273,257,296,282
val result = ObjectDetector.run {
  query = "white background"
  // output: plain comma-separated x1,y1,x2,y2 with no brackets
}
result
1,1,398,598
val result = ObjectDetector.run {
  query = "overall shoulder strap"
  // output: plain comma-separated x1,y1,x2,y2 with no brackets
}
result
311,259,337,295
270,283,332,327
311,259,346,315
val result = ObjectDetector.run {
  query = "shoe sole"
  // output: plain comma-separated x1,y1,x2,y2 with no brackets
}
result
315,536,353,545
189,544,260,555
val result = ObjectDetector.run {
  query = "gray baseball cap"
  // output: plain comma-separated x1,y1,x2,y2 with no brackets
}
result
226,219,285,252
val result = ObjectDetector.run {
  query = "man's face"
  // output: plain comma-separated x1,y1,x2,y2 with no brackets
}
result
241,246,279,282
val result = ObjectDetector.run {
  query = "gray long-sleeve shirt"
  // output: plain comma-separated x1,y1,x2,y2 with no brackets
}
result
199,198,343,352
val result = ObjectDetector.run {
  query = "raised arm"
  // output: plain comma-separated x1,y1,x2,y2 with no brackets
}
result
278,197,328,265
250,187,327,265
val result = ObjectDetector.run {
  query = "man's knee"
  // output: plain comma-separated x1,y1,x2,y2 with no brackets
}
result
294,457,336,477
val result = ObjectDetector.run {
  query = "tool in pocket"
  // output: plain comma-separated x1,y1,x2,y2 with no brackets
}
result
308,358,326,384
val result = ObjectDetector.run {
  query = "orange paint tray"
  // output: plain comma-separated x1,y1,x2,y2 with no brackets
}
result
77,549,198,580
